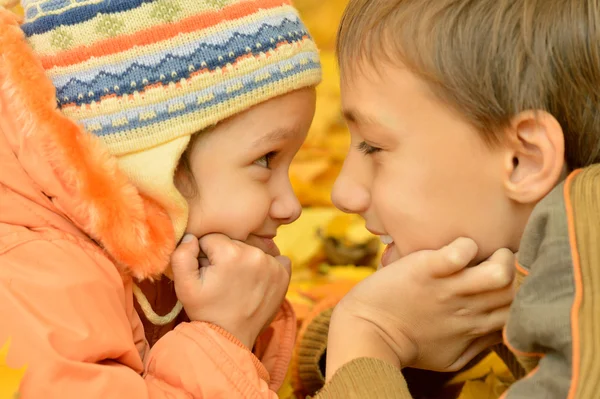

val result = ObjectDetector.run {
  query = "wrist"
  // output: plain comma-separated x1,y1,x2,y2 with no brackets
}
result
233,331,257,349
202,322,255,349
325,305,401,381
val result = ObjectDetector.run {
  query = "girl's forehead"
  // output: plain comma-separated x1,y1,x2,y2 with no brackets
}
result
197,88,316,144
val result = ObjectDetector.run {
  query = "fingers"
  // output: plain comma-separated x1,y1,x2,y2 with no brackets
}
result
198,233,238,263
453,304,509,340
451,249,515,295
171,234,201,284
459,286,515,315
428,237,479,277
198,257,210,269
487,247,515,264
448,331,503,371
470,306,510,337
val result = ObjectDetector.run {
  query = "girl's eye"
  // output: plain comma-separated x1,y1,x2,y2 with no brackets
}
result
254,151,278,169
357,141,382,155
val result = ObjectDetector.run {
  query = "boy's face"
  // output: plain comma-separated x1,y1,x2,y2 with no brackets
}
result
178,88,316,256
334,63,527,266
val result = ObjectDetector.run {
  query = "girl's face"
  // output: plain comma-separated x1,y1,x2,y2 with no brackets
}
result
177,88,316,256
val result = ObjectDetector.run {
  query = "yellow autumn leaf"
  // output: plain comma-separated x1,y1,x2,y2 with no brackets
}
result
326,265,374,281
275,207,339,268
449,352,513,385
456,372,511,399
0,339,26,399
290,175,336,206
325,213,355,238
295,0,349,50
277,369,296,399
346,220,376,244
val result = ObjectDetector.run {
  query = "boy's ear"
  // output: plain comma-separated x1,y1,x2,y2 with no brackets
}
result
503,110,565,204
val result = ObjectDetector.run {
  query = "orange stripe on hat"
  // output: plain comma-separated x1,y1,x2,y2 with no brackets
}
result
39,0,292,69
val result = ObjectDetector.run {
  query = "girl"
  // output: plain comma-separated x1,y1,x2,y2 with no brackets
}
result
0,0,320,397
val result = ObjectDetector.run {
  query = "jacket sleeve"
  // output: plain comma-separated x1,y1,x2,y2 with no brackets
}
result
253,300,297,391
503,168,600,399
0,235,279,398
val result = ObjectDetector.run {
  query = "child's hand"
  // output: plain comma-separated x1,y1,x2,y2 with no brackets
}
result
326,238,515,379
170,233,292,349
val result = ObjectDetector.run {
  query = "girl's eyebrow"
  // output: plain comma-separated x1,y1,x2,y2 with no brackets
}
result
252,127,297,148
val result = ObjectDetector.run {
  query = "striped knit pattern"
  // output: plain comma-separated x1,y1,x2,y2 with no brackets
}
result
21,0,322,156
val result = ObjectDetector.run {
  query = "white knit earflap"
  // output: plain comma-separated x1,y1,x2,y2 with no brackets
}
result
132,283,183,326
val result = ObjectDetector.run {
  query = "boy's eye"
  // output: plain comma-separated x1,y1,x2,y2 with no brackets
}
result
357,141,382,155
254,151,278,169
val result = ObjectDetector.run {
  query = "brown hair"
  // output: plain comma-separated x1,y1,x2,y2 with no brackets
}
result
336,0,600,170
176,147,196,197
175,128,213,198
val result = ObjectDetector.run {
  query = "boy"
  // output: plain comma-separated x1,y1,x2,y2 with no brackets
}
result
293,0,600,398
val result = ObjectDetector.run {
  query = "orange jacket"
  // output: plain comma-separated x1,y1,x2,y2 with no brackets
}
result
0,10,296,398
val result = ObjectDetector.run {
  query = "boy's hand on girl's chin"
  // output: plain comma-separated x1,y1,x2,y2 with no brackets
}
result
170,233,292,349
325,238,516,380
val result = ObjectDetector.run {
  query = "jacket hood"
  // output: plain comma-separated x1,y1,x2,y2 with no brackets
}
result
0,9,174,279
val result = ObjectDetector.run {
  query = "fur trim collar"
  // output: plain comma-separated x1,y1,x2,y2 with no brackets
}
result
0,10,174,279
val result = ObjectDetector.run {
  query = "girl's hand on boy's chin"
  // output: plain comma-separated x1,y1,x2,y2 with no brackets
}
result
325,238,516,380
170,233,292,349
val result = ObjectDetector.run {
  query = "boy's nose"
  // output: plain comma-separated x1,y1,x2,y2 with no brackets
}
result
331,161,371,214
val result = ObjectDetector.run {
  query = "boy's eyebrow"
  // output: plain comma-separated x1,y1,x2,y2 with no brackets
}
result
252,127,296,148
343,109,379,126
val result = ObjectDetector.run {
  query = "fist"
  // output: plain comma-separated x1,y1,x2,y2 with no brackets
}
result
171,233,292,348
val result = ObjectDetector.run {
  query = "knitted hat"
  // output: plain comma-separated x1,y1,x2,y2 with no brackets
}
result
20,0,322,243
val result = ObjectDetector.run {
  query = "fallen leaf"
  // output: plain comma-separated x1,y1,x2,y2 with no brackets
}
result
0,339,26,399
456,372,512,399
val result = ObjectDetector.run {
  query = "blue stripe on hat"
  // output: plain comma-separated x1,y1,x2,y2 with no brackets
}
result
22,0,155,37
55,20,309,106
80,53,320,137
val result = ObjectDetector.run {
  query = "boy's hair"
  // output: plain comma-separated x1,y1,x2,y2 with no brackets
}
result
337,0,600,170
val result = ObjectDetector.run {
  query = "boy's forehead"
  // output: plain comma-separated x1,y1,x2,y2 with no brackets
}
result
341,71,404,131
341,61,447,132
340,71,385,125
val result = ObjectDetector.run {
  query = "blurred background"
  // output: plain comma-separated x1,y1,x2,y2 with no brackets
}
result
7,1,514,398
